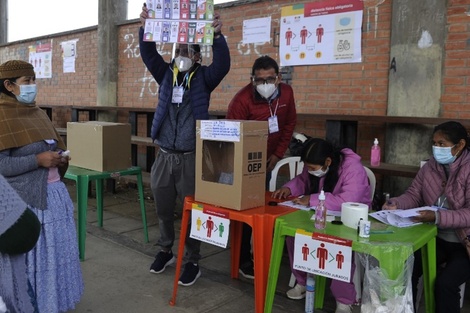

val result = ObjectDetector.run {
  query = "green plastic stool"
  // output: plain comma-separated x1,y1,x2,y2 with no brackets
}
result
65,165,149,260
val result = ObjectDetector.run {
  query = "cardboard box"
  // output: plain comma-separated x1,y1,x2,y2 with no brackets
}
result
195,120,268,210
67,121,131,172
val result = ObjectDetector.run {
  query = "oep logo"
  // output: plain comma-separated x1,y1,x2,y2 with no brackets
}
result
247,152,263,173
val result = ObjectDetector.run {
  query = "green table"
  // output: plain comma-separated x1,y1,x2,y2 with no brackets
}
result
65,165,149,260
264,210,437,313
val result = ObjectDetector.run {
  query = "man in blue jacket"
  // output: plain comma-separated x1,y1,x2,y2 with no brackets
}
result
139,6,230,286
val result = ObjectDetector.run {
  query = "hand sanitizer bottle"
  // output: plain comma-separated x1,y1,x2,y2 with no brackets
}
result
370,138,381,166
315,190,326,229
305,273,315,313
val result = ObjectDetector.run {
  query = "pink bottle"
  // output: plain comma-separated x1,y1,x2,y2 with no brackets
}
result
370,138,381,167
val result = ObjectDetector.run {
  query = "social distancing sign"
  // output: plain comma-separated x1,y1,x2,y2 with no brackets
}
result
293,230,353,282
190,203,230,248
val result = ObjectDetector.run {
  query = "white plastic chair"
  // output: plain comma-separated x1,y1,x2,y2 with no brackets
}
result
269,156,304,192
352,166,377,302
269,156,305,288
363,166,376,202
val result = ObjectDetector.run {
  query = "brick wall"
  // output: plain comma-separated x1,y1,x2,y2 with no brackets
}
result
0,0,468,161
441,0,470,119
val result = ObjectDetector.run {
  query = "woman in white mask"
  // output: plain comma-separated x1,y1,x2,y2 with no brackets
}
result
272,138,371,313
383,121,470,313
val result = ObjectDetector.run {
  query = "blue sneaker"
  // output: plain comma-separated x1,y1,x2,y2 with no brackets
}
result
178,262,201,286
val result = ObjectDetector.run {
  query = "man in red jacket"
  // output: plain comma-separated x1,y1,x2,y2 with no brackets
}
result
226,55,297,278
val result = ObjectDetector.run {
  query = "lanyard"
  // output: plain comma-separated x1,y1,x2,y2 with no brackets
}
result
173,71,190,88
268,99,280,117
172,65,196,89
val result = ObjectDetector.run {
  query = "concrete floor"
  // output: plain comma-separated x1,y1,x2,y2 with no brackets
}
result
64,177,470,312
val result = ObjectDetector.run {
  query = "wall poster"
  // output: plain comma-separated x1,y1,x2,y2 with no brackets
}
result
280,0,363,66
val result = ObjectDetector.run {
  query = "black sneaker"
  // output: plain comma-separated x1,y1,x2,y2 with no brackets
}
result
150,250,176,274
178,262,201,286
238,260,254,280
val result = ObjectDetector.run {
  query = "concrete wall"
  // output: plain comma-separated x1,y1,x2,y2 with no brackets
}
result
384,0,448,194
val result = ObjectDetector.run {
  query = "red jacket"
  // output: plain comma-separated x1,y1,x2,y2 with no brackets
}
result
226,83,297,159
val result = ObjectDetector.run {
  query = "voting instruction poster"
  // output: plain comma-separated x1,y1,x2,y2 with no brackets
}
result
280,0,363,66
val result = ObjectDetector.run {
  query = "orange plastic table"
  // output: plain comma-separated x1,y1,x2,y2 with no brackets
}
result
169,194,295,312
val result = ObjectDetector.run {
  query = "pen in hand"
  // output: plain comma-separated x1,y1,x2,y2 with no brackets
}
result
293,195,309,207
383,199,397,210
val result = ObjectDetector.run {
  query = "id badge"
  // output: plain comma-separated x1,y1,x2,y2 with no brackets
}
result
268,115,279,133
172,86,184,103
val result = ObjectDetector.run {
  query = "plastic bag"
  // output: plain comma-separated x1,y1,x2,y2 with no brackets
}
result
358,242,414,313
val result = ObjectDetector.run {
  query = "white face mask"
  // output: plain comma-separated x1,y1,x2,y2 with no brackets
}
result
14,84,37,104
256,83,276,99
174,56,193,72
308,166,329,177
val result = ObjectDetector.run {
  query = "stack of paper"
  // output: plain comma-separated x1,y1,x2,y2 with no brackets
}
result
369,206,438,227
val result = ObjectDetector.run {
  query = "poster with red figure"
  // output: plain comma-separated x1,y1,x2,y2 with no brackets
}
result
280,0,363,66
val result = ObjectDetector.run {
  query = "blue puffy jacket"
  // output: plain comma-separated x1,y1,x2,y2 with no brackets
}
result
139,27,231,140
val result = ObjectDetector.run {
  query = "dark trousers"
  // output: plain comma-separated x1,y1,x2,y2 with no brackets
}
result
239,224,253,265
412,237,470,313
151,150,200,263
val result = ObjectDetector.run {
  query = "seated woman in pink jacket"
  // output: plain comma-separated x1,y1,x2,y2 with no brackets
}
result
272,138,371,313
383,121,470,313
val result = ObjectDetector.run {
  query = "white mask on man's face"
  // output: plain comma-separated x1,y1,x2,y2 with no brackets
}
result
256,83,276,99
175,56,193,72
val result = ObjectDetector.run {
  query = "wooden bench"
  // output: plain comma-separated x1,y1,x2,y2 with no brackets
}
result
296,114,470,154
131,135,156,172
41,105,466,179
56,128,67,136
362,161,420,178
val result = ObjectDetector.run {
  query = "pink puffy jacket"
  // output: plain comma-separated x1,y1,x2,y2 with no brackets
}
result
391,149,470,250
284,148,371,211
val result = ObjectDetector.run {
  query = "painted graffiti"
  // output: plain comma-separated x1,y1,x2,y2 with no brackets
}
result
138,67,159,98
236,41,269,56
123,29,173,59
123,28,271,98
